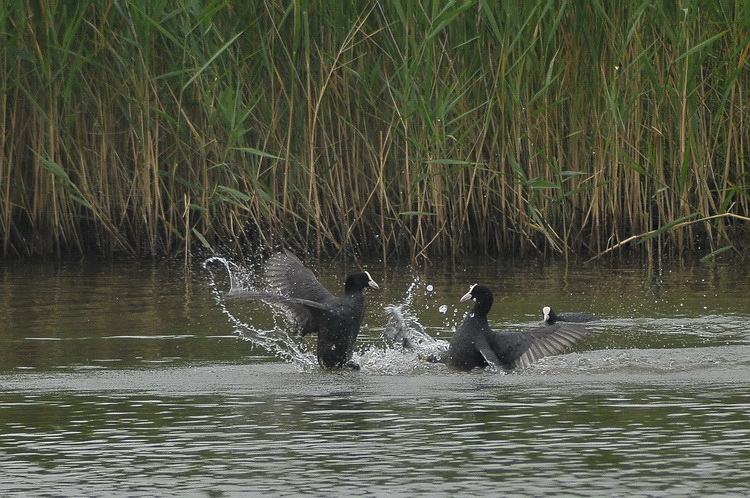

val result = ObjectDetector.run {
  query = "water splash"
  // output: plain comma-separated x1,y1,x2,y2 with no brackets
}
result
382,276,448,360
204,259,454,373
355,345,446,375
202,257,317,369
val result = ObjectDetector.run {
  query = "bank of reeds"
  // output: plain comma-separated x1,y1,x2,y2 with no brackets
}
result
1,1,749,263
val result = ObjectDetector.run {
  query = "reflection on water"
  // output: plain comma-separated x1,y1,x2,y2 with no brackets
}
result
1,258,750,495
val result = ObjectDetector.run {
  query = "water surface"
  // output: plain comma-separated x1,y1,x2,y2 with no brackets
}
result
1,257,749,496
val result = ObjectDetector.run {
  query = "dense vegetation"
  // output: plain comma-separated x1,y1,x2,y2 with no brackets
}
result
2,1,749,263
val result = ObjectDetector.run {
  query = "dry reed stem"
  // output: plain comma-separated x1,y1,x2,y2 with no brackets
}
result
0,1,748,262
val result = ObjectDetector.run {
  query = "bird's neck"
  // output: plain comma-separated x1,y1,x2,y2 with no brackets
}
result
473,302,492,317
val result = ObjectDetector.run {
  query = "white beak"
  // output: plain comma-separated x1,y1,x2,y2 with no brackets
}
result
364,271,379,290
461,283,477,302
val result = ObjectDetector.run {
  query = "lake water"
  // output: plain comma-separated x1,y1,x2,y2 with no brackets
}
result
1,256,749,496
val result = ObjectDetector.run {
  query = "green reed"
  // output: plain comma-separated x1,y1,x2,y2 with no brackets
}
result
1,0,748,263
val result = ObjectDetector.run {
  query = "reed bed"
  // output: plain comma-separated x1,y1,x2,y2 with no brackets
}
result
1,0,748,263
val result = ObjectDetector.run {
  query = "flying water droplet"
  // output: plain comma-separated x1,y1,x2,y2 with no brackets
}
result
203,256,317,369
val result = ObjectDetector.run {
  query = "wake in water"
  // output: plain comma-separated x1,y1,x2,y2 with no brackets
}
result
203,257,317,370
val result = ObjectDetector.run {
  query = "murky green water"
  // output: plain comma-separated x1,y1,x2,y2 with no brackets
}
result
1,257,749,496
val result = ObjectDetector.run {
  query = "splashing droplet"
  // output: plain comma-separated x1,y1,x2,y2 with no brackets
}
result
203,257,317,369
382,276,447,361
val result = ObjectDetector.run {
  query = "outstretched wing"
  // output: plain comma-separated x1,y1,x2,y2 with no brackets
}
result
265,250,336,304
225,289,335,336
475,334,502,367
488,323,592,370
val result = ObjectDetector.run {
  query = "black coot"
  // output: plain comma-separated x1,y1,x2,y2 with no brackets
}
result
542,306,599,325
445,284,592,371
228,250,379,369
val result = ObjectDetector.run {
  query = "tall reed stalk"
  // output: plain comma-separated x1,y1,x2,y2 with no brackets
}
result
1,1,748,263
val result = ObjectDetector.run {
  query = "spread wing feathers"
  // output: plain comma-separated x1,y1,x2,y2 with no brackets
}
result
225,290,335,336
265,250,336,304
489,324,592,370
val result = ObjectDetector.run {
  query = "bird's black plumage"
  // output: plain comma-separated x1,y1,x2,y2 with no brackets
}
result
542,306,599,325
445,284,592,371
228,250,379,369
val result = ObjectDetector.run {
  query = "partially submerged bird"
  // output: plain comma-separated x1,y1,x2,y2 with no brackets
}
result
228,250,379,369
542,306,599,325
443,284,592,371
